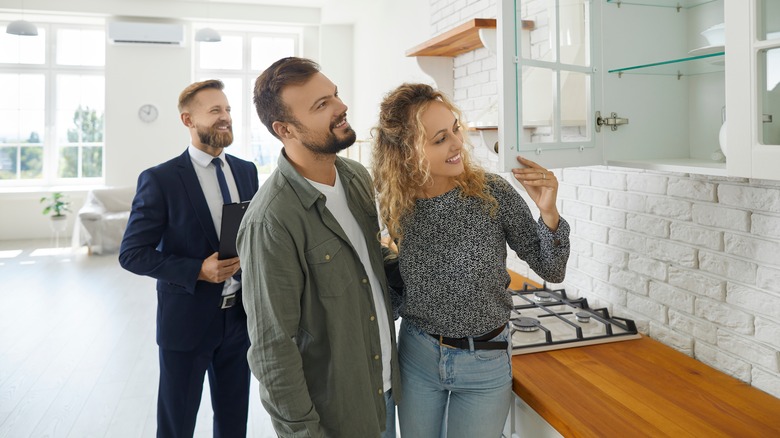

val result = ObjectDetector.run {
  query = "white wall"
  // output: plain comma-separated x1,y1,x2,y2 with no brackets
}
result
433,0,780,399
0,0,430,240
105,43,191,187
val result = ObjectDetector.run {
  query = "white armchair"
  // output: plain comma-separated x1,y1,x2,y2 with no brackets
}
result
74,187,135,255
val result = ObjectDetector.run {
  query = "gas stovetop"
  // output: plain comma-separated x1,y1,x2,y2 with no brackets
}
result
510,283,641,355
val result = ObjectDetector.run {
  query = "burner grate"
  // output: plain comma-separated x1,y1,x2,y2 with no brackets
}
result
509,283,640,355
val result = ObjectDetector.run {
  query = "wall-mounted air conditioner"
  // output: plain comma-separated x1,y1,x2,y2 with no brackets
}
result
108,21,185,45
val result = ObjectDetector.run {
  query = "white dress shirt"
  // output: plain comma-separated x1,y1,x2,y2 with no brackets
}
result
188,144,241,296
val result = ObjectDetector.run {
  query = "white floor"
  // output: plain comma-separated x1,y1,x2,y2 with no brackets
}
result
0,239,276,438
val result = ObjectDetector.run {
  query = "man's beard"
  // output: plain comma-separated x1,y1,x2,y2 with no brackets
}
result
295,117,356,156
197,124,233,149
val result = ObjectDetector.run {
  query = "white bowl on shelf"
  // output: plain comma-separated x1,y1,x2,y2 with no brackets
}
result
701,23,725,46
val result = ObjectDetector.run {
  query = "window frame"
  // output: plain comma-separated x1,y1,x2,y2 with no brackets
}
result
0,21,106,189
193,26,301,180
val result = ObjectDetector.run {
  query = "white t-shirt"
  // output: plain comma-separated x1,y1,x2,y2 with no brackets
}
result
306,169,393,391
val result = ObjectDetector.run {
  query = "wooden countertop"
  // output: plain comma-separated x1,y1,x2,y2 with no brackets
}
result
507,272,780,437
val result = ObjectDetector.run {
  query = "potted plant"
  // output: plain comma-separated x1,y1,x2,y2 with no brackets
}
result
40,191,71,233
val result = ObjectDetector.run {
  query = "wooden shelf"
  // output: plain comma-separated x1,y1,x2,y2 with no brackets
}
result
406,18,533,57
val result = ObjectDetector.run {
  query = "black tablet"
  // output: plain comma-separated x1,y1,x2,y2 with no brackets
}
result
218,201,250,259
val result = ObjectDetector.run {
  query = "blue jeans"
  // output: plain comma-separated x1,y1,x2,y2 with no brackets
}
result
397,319,512,438
382,389,396,438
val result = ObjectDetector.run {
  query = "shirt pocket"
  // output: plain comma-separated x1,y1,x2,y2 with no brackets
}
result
304,236,353,297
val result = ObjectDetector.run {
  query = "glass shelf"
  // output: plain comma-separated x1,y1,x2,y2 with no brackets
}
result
606,0,716,9
608,51,724,76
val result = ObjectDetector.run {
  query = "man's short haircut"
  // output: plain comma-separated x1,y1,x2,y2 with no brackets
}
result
253,57,320,139
178,79,225,113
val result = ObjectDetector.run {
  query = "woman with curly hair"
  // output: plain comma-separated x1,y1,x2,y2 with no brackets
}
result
371,83,570,438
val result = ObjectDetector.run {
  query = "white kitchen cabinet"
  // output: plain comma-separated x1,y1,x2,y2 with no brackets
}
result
502,394,563,438
497,0,780,180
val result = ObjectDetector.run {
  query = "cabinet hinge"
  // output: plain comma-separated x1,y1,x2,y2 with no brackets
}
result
596,111,629,132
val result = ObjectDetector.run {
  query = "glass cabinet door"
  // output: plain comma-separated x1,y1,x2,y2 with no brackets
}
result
498,0,602,171
758,0,780,146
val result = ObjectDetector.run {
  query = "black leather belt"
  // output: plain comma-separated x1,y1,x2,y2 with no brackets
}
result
431,325,508,350
221,293,238,309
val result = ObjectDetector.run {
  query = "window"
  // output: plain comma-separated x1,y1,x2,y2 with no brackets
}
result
194,26,300,180
0,23,105,187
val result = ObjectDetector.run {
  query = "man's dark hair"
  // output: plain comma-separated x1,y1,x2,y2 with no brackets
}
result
253,57,320,139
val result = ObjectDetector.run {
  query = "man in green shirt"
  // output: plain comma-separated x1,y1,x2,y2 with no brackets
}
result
237,57,401,437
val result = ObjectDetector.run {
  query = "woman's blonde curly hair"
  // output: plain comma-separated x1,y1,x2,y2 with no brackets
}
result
371,83,497,242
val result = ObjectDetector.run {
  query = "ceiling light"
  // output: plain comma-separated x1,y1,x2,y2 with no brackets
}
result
195,27,221,42
6,19,38,36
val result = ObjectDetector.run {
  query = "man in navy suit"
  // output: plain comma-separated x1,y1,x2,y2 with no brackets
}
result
119,79,259,438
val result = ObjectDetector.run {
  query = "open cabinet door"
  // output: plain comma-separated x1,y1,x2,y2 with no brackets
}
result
498,0,603,171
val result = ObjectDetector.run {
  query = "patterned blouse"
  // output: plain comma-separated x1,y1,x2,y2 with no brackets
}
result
398,174,570,338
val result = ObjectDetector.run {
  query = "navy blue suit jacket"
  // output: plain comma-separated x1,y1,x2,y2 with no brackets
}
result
119,149,259,351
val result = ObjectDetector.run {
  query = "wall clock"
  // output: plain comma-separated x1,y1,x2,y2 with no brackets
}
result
138,104,159,123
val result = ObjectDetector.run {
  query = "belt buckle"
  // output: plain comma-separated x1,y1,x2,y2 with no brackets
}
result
438,335,456,349
221,294,236,309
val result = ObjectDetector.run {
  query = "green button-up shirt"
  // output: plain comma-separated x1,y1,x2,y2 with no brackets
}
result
237,151,401,438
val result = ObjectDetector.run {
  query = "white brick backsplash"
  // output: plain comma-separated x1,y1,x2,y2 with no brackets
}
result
481,55,497,71
626,173,667,194
752,213,780,239
575,220,608,244
649,282,695,314
563,267,593,292
698,250,758,284
627,294,667,323
695,298,754,334
570,235,593,257
480,81,497,96
472,47,490,62
694,342,752,382
669,222,723,251
591,170,626,190
626,213,669,238
608,191,646,212
593,243,628,268
608,267,648,295
590,279,628,306
561,167,590,185
667,178,717,202
717,331,780,371
466,60,482,75
646,196,692,220
646,239,697,268
724,233,780,267
562,199,591,220
453,50,474,67
756,318,780,350
668,266,725,300
757,266,780,294
753,367,780,399
627,255,668,282
648,322,693,355
726,283,780,321
719,184,780,214
608,229,647,253
591,207,626,229
557,183,577,200
578,186,609,206
577,257,609,282
669,309,718,344
691,204,750,232
454,64,468,79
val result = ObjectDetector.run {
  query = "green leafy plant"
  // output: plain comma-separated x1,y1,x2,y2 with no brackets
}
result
40,192,71,218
